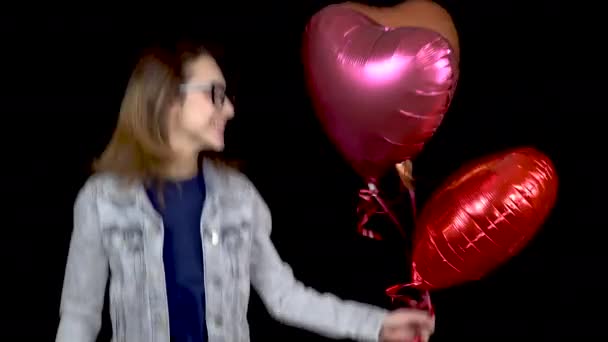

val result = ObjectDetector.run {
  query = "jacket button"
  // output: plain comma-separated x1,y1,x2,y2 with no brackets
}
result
211,231,219,246
214,315,223,327
154,313,167,329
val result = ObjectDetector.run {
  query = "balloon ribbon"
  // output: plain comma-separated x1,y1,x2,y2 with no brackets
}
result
390,160,434,342
386,283,433,315
357,182,406,240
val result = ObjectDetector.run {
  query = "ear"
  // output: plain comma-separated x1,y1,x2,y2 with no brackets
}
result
167,101,182,119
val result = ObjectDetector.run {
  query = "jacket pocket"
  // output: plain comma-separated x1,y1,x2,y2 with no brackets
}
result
221,222,251,278
219,222,252,325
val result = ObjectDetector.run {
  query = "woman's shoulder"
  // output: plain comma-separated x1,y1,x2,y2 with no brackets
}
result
204,158,252,190
84,172,134,190
77,172,139,205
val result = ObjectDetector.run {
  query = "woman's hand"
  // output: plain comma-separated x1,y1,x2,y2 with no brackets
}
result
379,308,435,342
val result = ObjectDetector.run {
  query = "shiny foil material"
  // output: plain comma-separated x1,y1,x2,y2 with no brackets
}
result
411,148,559,290
303,3,459,182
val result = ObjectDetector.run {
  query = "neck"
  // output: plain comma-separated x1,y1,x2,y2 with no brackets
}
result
163,153,199,181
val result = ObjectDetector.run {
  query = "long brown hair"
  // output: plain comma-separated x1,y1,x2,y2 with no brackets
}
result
94,42,230,183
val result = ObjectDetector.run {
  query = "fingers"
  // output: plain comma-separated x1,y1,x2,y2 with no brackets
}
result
389,309,435,331
383,330,432,342
420,329,432,342
381,309,435,342
382,325,417,341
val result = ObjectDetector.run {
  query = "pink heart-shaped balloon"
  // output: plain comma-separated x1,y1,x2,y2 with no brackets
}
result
303,3,459,182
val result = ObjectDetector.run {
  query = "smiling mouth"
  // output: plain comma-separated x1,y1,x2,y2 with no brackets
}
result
211,119,226,134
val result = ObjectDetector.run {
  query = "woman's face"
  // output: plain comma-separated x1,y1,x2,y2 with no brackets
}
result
168,54,235,156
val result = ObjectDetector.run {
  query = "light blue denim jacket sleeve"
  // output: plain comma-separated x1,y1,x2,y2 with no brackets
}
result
248,184,389,342
56,181,108,342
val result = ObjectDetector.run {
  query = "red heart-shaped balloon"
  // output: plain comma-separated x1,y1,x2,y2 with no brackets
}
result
303,2,459,182
411,147,559,290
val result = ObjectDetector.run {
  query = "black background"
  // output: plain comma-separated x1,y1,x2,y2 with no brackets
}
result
2,1,599,341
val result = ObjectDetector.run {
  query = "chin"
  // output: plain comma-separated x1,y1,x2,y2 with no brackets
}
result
198,130,225,152
211,143,225,152
201,139,225,152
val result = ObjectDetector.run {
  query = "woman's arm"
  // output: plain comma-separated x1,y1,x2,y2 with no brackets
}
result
248,185,388,342
56,181,109,342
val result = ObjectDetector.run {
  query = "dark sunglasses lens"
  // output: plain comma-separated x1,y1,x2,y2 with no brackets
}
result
211,85,227,106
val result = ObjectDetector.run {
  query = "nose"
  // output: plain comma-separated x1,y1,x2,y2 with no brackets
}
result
223,97,235,119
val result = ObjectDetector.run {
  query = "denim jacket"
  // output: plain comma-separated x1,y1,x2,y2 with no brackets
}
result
55,159,388,342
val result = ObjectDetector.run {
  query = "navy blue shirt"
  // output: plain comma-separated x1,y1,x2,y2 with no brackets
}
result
146,173,207,342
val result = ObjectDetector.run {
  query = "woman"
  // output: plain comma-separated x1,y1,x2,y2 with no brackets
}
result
55,42,434,342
